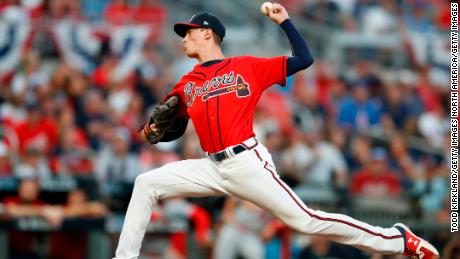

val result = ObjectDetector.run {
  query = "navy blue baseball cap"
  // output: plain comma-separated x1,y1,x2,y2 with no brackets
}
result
174,12,226,40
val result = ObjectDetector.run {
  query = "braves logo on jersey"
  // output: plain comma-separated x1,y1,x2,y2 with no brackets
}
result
184,71,251,106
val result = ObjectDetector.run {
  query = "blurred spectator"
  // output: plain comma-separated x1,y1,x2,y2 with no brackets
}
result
57,104,88,139
309,60,338,110
0,95,28,127
304,130,348,189
48,0,81,20
78,89,107,126
350,147,401,198
1,51,48,125
131,0,167,41
0,141,13,177
258,88,294,136
412,158,448,216
51,127,94,176
95,127,140,183
436,196,451,225
91,47,118,88
214,198,276,259
146,198,212,258
10,51,49,103
280,129,348,190
361,0,399,35
328,0,356,16
380,84,411,132
14,146,51,180
415,68,443,112
132,0,166,24
15,102,58,156
347,60,382,97
261,129,286,169
253,107,279,144
278,129,312,187
135,44,166,105
138,144,181,173
102,0,166,43
302,0,344,29
49,188,108,259
328,76,350,114
170,43,198,82
64,188,108,217
77,89,109,150
417,104,449,149
51,105,93,176
388,135,420,183
254,105,288,168
352,0,376,22
291,85,327,134
348,134,372,171
107,78,135,120
402,2,436,33
3,178,44,216
104,0,130,25
182,126,204,160
119,93,145,144
394,70,424,135
299,235,368,259
3,178,62,258
337,83,382,132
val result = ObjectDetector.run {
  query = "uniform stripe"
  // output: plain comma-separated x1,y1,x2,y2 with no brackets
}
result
254,149,263,161
241,138,258,150
213,59,231,151
206,100,216,152
216,96,223,150
261,161,402,240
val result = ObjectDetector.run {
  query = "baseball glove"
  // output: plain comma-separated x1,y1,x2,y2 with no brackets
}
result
140,95,180,145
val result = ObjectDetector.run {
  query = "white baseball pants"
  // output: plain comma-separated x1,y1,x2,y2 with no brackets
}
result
114,138,404,259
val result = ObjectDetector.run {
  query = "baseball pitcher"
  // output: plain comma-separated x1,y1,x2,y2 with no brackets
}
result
114,3,439,259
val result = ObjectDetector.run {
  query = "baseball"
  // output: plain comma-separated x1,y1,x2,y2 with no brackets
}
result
260,2,273,16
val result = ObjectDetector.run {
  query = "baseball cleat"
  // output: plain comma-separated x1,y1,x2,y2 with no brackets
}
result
393,223,439,259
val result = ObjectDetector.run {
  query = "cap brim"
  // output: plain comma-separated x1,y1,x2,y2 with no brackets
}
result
174,23,202,37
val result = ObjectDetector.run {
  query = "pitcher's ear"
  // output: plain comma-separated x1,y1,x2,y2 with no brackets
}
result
203,28,213,40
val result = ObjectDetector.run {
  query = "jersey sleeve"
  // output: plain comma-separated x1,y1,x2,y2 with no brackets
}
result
249,56,287,90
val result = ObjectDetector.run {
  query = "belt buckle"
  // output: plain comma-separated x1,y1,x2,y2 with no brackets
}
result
209,144,242,163
226,146,235,157
209,150,226,162
217,151,227,162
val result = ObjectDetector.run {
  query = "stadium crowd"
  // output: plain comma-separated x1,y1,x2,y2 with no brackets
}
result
0,0,455,258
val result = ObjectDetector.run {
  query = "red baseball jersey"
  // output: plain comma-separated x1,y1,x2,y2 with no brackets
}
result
168,56,287,153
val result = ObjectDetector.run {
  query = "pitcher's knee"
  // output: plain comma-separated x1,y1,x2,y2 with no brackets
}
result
134,169,161,190
134,173,148,189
